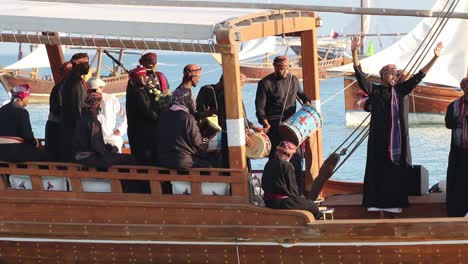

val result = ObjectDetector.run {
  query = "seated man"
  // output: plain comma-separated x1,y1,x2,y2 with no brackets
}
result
262,141,322,220
88,77,127,153
72,92,134,168
0,85,50,162
157,88,211,170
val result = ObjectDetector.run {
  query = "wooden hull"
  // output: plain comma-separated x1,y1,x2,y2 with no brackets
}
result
240,57,344,82
0,73,128,103
0,161,467,263
344,76,463,125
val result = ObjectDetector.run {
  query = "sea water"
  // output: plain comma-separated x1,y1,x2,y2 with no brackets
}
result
0,52,450,186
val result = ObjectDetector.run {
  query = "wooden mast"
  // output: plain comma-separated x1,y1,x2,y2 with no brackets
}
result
42,32,65,84
95,48,103,78
216,28,249,202
302,21,323,189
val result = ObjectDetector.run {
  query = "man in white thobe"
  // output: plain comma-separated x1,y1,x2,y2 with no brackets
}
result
87,77,127,153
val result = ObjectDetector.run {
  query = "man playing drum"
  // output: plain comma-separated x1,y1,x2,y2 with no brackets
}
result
255,55,311,193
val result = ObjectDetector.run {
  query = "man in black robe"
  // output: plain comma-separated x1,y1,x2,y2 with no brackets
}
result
59,53,90,161
0,85,50,162
126,67,159,165
73,92,142,193
138,52,171,113
157,88,211,170
262,141,322,219
172,64,202,119
255,56,311,194
73,92,135,168
351,36,443,213
45,62,71,161
445,77,468,217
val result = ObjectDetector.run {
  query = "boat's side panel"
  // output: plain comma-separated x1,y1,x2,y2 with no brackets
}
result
0,239,467,263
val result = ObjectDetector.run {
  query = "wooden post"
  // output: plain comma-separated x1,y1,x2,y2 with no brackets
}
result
42,32,65,84
95,48,103,78
216,29,248,202
301,27,323,190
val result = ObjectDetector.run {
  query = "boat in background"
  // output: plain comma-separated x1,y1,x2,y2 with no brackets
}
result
0,46,129,103
330,0,467,126
237,36,349,81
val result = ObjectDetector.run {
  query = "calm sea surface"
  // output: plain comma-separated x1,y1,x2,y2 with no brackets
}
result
0,52,450,186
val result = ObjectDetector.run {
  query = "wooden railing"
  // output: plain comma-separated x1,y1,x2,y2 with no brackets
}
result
0,161,249,204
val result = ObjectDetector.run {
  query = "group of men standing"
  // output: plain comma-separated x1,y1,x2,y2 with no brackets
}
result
0,41,466,218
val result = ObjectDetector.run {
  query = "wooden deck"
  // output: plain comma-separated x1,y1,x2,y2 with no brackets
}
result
322,193,447,219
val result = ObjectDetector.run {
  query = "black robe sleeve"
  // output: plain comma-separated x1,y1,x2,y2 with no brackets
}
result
353,64,373,96
196,85,217,113
187,113,204,154
133,86,159,121
90,119,108,155
19,109,36,146
445,101,460,129
396,70,426,96
255,80,268,123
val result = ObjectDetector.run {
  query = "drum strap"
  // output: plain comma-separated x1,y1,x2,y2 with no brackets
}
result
279,74,293,122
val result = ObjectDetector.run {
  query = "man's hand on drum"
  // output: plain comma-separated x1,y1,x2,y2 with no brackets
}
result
245,133,253,147
251,125,265,133
304,101,312,106
262,120,271,134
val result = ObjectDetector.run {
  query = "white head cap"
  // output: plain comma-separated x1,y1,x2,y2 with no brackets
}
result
87,77,106,90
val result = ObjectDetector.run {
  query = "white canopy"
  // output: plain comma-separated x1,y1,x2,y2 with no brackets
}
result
329,0,467,88
5,45,50,69
0,0,264,41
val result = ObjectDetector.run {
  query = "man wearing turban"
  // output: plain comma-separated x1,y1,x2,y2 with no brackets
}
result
45,62,73,161
261,141,322,219
445,77,468,216
59,53,91,161
351,36,443,215
138,52,171,113
0,85,50,162
125,67,159,165
172,64,202,119
157,81,211,170
72,92,135,169
255,55,311,193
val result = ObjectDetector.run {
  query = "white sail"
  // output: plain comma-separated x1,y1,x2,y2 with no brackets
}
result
329,0,468,88
238,37,276,61
5,45,50,69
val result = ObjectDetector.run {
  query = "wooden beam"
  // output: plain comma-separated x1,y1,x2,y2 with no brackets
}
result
0,33,230,54
236,16,316,42
42,32,65,84
301,28,323,190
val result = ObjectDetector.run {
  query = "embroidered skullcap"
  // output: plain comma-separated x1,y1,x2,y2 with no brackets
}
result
59,62,73,75
183,64,202,77
273,56,290,67
84,92,102,112
11,84,31,99
70,53,89,64
129,67,147,78
379,64,397,76
461,77,468,88
276,141,297,158
139,53,157,66
87,77,106,90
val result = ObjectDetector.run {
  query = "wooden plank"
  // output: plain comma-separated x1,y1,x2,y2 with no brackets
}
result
236,16,315,42
301,28,323,190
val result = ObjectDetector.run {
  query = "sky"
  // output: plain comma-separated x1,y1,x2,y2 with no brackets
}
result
0,0,437,54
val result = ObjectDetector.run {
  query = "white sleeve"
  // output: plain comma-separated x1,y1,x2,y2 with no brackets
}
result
114,97,128,136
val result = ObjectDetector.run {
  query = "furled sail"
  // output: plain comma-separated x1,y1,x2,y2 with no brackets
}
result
238,36,276,61
329,0,468,88
5,45,50,69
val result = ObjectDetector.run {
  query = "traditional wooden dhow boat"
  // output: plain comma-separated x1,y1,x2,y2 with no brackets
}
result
0,1,468,263
330,0,467,126
0,46,129,103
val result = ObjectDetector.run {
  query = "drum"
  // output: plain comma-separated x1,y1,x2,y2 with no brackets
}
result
278,105,323,146
199,114,222,140
206,132,222,152
246,132,271,159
